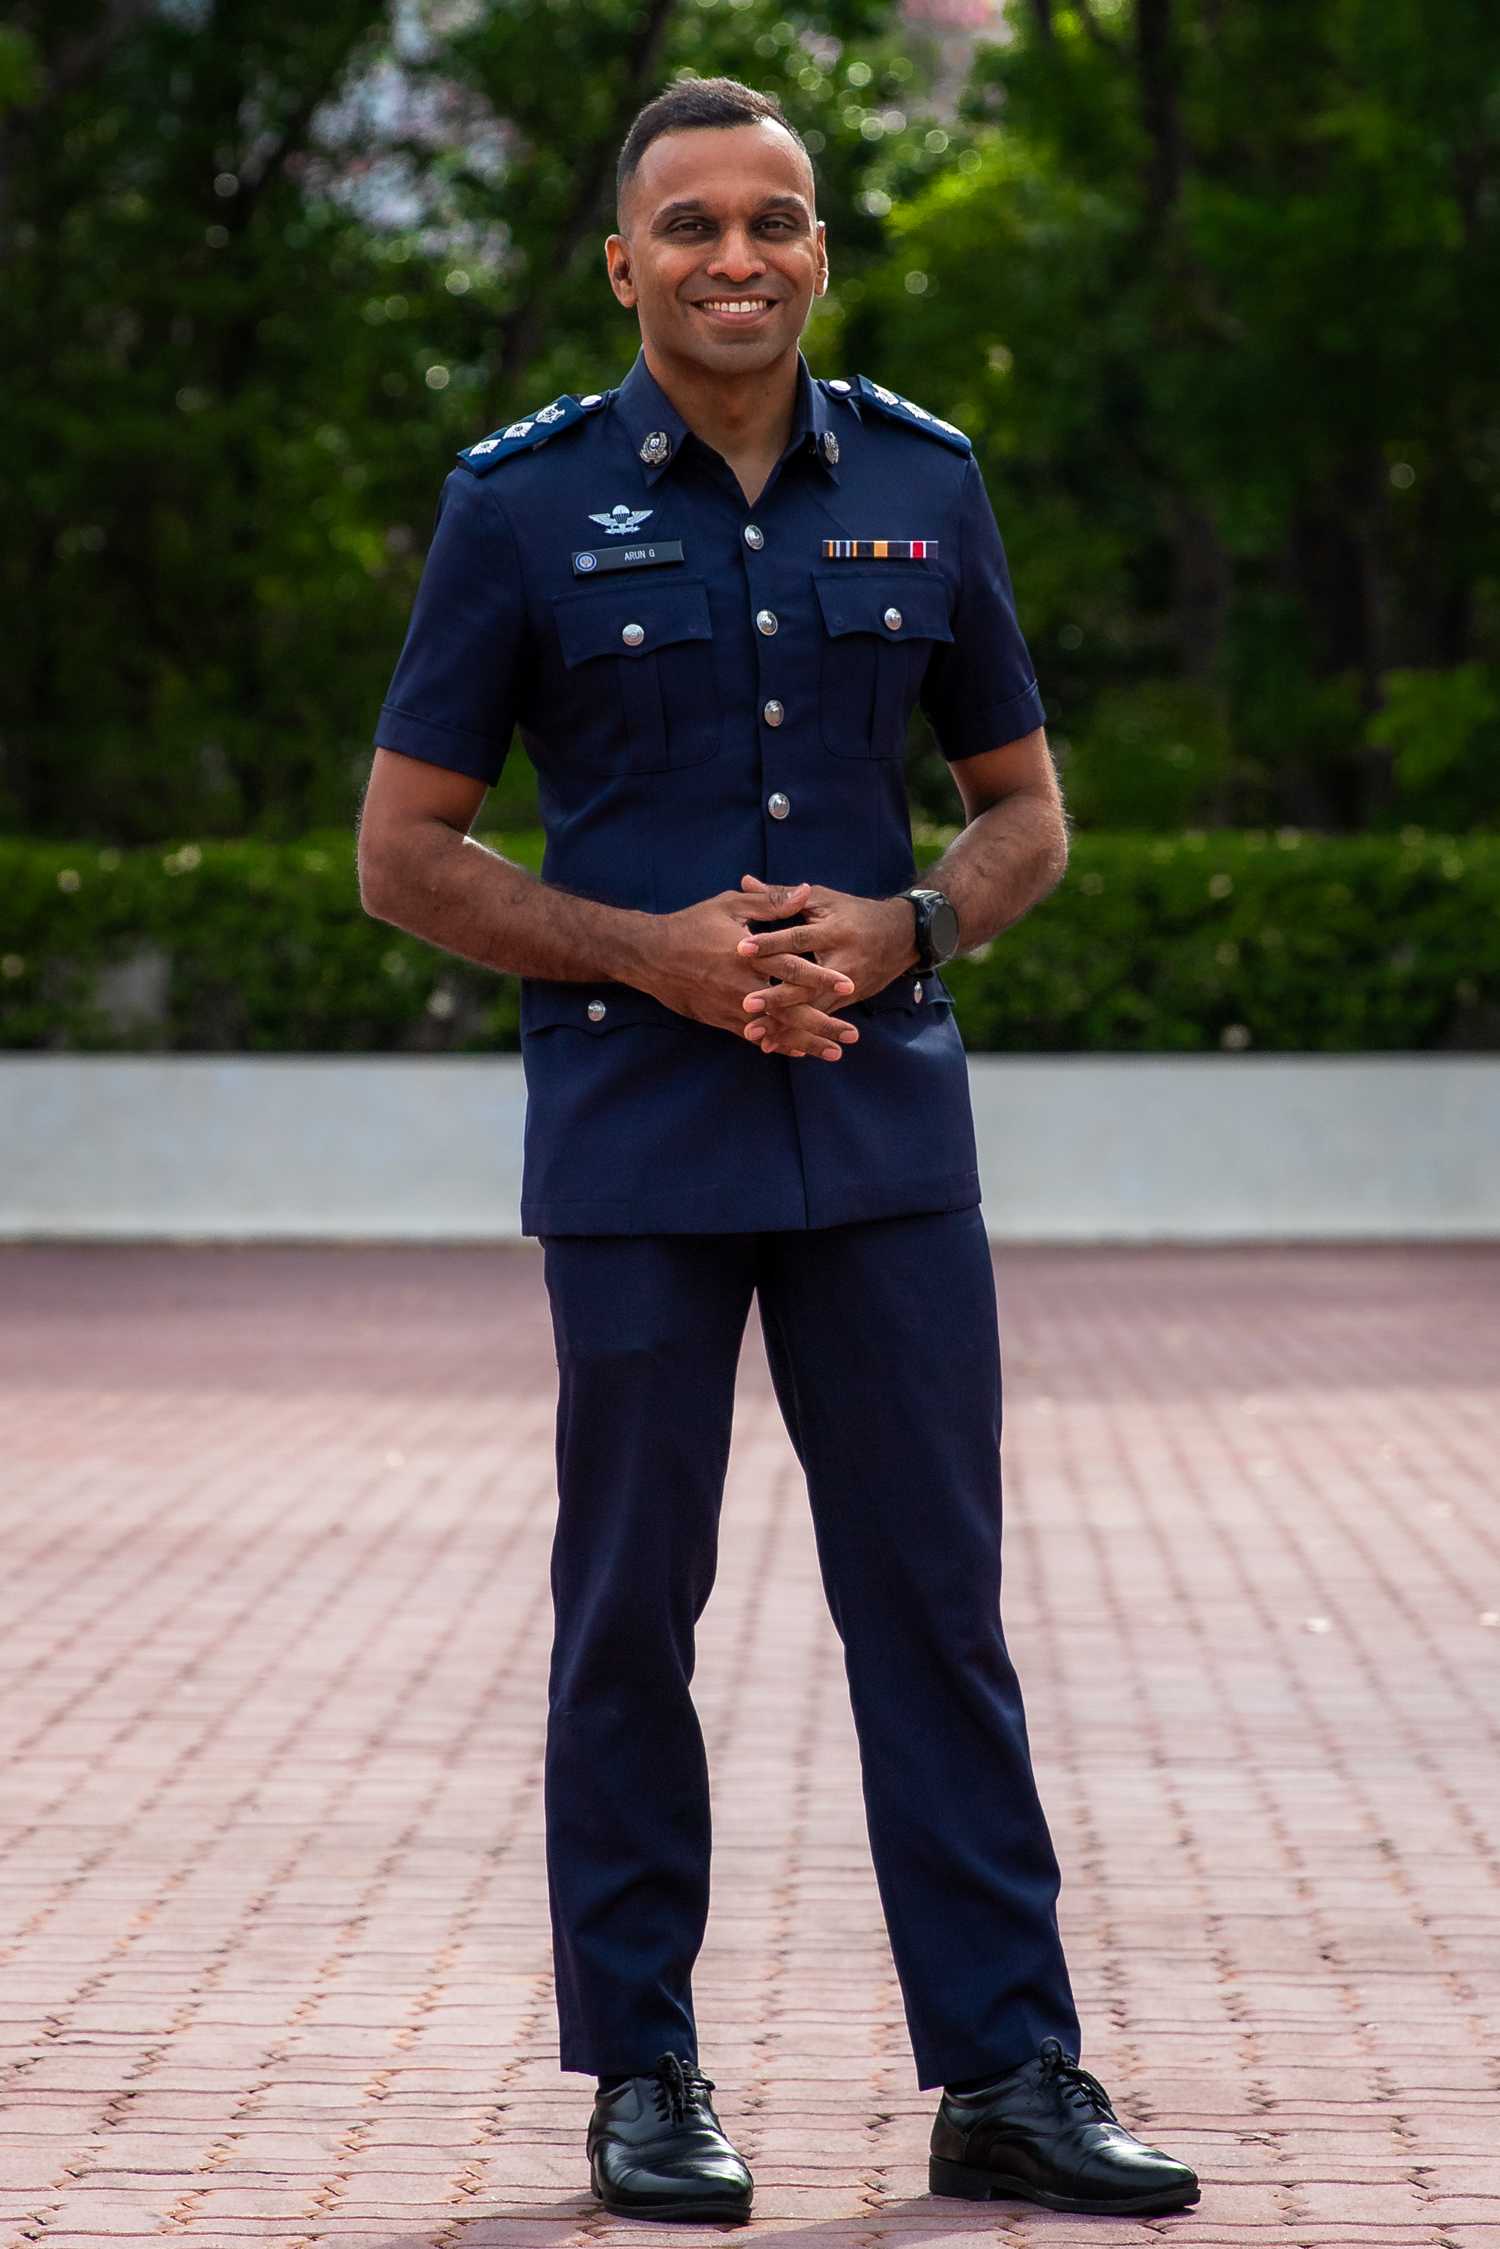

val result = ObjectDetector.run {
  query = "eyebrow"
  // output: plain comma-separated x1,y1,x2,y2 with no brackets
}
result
649,194,812,232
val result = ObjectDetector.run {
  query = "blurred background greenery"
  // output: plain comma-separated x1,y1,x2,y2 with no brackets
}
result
2,0,1495,1050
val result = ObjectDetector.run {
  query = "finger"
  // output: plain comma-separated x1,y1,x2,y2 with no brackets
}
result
742,949,850,994
735,920,831,955
733,877,810,919
744,976,853,1016
746,1008,859,1056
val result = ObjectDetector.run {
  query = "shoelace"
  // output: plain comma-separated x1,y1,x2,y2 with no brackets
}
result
1038,2035,1117,2121
650,2050,717,2126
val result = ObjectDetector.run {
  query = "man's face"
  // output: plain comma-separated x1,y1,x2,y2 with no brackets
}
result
606,120,828,377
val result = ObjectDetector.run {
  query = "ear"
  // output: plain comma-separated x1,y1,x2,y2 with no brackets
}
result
605,233,637,309
814,218,830,297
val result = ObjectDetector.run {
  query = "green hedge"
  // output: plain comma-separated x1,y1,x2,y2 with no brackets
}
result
1,827,1493,1054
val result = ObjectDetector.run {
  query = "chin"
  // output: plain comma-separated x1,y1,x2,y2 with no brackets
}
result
677,321,798,372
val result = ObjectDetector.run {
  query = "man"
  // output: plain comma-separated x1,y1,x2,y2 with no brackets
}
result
357,76,1199,2225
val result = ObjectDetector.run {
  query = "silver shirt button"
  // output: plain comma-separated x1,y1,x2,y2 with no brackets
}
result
621,622,645,647
762,700,784,728
913,981,924,1003
768,792,791,820
743,524,764,550
755,608,778,636
883,606,903,632
827,378,853,393
587,999,607,1021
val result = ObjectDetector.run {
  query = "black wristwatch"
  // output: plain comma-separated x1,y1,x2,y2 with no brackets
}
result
898,886,960,972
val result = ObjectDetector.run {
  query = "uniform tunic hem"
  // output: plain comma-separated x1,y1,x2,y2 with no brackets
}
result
521,1170,981,1238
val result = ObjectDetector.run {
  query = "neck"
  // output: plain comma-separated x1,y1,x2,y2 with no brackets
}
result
641,339,801,467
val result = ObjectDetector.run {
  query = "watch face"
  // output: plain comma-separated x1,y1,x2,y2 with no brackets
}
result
930,896,960,962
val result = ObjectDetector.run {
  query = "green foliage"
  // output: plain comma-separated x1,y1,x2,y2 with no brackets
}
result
2,0,1497,843
851,0,1500,834
1366,665,1500,832
3,830,1492,1055
0,0,931,842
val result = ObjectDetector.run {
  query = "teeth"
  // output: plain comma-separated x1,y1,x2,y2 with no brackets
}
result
701,299,770,313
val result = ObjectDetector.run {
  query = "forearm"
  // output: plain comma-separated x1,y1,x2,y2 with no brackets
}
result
917,789,1070,955
360,822,660,988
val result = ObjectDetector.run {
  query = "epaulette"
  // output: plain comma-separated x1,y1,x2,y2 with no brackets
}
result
456,389,610,476
849,375,972,454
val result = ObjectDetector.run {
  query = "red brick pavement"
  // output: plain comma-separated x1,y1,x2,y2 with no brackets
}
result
1,1241,1497,2249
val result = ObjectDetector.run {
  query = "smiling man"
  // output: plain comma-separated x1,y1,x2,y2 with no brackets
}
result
357,76,1199,2227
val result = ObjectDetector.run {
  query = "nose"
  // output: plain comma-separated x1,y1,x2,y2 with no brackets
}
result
706,226,767,283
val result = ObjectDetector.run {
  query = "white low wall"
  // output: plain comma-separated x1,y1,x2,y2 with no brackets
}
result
1,1055,1495,1242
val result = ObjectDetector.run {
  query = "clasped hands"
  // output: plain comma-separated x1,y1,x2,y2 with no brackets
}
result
642,873,918,1062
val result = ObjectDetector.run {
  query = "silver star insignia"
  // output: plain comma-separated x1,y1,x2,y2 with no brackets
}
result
588,504,654,534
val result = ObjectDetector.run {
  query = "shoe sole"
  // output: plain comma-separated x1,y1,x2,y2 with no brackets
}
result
591,2181,753,2224
930,2153,1199,2216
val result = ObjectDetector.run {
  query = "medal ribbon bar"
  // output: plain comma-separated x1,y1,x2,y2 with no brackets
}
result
821,539,937,560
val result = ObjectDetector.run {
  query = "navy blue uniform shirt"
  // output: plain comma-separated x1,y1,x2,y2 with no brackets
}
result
373,351,1046,1236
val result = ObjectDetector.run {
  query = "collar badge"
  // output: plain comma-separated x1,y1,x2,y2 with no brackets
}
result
639,430,672,466
822,430,840,465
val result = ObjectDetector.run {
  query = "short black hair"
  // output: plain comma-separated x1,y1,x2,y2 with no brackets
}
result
615,77,812,218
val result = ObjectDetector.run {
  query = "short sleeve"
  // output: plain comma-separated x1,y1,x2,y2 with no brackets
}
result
372,469,524,786
919,455,1046,761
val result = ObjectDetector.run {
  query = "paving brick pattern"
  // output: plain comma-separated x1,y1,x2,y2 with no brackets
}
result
2,1241,1497,2249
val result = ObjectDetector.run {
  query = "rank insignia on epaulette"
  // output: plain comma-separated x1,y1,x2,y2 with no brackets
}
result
851,376,972,454
456,388,610,476
822,539,938,561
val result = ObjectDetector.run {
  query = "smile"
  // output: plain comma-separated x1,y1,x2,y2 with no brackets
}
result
694,298,775,320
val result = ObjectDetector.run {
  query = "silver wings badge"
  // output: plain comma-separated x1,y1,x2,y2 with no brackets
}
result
588,504,653,534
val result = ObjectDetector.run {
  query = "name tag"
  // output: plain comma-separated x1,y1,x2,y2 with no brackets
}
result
822,539,937,561
573,540,685,576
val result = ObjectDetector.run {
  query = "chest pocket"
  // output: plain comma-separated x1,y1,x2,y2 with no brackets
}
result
813,571,954,760
554,578,724,774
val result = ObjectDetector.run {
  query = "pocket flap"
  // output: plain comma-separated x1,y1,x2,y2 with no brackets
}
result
860,967,954,1012
521,979,685,1035
812,571,954,645
555,578,712,668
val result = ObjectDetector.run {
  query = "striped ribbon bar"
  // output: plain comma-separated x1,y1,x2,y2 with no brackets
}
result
821,539,938,560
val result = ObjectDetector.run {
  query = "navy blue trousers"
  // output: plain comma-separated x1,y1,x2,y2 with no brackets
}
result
538,1206,1082,2090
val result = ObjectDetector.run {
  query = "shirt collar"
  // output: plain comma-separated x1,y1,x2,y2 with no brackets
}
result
613,348,841,487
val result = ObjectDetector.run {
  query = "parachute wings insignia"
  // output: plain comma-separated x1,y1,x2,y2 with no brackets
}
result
852,376,972,454
456,388,611,476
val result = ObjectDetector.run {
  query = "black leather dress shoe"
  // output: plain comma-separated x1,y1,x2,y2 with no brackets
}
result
588,2051,753,2222
929,2035,1200,2216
